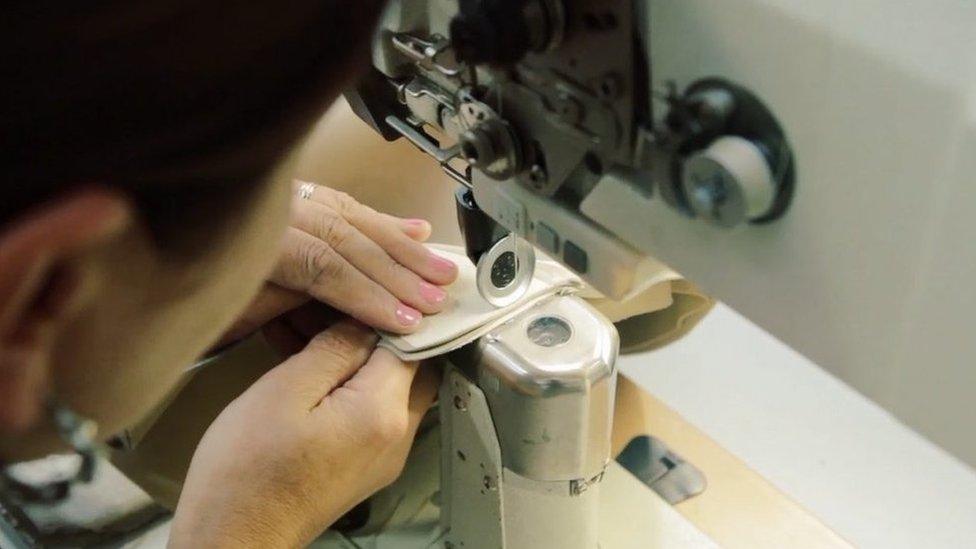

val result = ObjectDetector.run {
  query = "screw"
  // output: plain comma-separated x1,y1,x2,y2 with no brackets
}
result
689,173,728,217
528,164,547,189
453,395,467,411
597,73,622,100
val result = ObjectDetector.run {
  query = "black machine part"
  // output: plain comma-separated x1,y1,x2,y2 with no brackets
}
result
455,185,509,267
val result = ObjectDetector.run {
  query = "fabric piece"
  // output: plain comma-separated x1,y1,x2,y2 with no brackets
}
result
586,280,674,323
378,245,582,361
616,280,714,353
379,244,711,360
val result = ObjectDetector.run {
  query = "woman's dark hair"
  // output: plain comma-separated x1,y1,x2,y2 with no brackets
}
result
0,1,383,254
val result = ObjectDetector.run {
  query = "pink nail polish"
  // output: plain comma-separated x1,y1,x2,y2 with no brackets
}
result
396,303,422,326
419,281,447,305
429,252,457,274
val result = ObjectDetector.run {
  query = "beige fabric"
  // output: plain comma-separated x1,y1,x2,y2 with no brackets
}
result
380,244,712,360
379,245,582,360
615,280,713,353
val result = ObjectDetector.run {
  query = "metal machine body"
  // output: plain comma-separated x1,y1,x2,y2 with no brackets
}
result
440,295,617,549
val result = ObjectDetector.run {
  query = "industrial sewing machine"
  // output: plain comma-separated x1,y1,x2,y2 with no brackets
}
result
0,0,971,547
341,0,795,547
343,0,976,547
347,0,795,302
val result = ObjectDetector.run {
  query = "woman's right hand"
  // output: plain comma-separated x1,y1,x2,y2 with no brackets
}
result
169,317,438,548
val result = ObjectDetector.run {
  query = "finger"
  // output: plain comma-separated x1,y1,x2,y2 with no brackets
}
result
348,205,457,286
294,181,458,286
291,199,448,314
343,347,420,406
292,180,429,241
271,228,422,333
400,218,432,242
367,362,439,470
265,320,377,408
406,362,440,430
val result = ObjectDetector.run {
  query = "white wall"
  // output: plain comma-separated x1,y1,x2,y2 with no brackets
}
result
640,0,976,466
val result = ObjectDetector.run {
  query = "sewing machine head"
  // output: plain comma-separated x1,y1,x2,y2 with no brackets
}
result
346,0,795,302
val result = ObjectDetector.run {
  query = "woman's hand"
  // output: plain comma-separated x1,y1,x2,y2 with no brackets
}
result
220,180,458,345
169,316,438,548
171,181,451,546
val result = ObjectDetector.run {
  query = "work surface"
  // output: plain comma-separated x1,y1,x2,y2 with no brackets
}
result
10,306,975,547
621,303,976,548
19,378,841,548
13,368,850,548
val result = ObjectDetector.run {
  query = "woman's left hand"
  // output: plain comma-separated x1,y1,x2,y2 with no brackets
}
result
220,180,458,343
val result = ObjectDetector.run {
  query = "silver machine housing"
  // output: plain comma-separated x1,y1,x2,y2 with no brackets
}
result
440,294,618,549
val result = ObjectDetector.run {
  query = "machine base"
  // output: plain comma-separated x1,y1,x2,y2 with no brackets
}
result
310,431,716,549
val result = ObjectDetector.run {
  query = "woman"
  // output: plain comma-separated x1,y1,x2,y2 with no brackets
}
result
1,2,454,546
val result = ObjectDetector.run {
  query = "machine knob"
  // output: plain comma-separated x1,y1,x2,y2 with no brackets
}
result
681,135,777,227
450,0,564,66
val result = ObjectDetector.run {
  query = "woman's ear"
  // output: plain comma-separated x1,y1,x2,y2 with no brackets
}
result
0,187,131,433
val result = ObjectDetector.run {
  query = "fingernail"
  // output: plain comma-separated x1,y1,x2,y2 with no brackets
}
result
419,281,447,305
401,218,431,238
395,303,422,327
429,252,457,274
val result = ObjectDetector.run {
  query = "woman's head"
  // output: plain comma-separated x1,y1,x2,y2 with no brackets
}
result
0,0,382,459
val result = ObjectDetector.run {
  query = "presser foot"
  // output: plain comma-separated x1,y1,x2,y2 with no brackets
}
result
475,233,536,308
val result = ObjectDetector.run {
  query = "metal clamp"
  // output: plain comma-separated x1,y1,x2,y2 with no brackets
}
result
391,32,463,76
384,115,471,187
476,233,536,307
